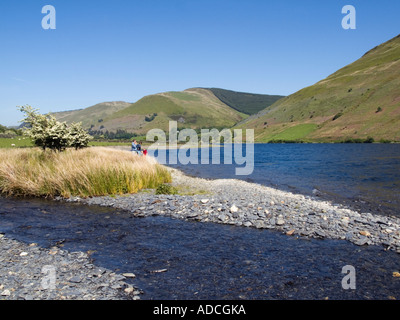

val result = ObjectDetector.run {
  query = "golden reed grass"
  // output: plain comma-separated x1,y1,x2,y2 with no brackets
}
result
0,147,171,198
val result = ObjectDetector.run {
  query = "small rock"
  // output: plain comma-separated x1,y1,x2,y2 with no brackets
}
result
69,276,82,283
124,287,134,294
230,205,239,213
253,220,264,229
276,219,285,226
122,273,136,278
354,237,370,246
19,252,28,257
312,188,320,196
231,211,240,219
151,269,167,273
218,214,227,222
111,284,122,289
201,199,209,204
393,272,400,278
286,229,295,236
315,230,326,238
1,289,11,296
360,230,371,237
113,274,126,281
345,232,354,241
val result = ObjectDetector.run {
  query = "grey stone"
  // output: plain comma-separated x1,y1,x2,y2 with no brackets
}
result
69,276,82,283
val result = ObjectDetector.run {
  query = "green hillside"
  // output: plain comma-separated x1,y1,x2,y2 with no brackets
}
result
99,88,248,134
239,34,400,142
53,101,131,129
206,88,285,115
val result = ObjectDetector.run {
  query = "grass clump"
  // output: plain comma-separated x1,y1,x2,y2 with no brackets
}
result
155,184,178,195
0,147,171,198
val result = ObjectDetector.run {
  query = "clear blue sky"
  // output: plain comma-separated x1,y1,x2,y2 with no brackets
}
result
1,0,399,126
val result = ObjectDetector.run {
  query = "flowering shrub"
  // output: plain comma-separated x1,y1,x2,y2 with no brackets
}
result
18,105,92,151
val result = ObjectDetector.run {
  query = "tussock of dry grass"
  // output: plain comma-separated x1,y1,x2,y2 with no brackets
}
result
0,147,171,198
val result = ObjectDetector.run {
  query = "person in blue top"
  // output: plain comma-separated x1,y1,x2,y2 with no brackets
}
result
131,139,138,153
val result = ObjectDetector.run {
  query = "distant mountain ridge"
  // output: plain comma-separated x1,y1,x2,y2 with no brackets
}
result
52,88,283,135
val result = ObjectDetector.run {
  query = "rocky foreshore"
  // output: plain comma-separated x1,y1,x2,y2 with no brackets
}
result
73,167,400,254
0,234,141,300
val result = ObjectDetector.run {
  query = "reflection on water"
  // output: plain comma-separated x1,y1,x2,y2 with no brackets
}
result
1,196,400,300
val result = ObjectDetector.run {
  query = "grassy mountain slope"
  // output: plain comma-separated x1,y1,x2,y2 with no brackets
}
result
206,88,285,115
96,88,248,134
239,34,400,142
53,101,131,129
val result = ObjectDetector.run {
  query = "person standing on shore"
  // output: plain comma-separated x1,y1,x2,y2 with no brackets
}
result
137,141,143,156
137,141,147,156
131,139,138,154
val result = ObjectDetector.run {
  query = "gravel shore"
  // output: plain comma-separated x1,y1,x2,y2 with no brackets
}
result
1,165,400,300
0,234,141,300
77,167,400,253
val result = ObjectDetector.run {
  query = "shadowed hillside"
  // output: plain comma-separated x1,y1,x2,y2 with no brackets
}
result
206,88,284,115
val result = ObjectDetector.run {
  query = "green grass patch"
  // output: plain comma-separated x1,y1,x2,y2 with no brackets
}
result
109,95,184,118
167,91,201,102
0,137,33,148
267,124,318,141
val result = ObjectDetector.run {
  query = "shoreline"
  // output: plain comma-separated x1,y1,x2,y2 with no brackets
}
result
74,166,400,254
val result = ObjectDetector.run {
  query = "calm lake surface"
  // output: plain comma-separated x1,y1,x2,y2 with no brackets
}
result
152,144,400,217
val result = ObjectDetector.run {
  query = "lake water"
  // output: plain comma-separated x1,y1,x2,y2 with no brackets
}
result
151,144,400,217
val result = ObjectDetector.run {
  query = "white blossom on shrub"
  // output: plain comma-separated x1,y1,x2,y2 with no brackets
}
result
67,122,93,150
18,105,93,151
